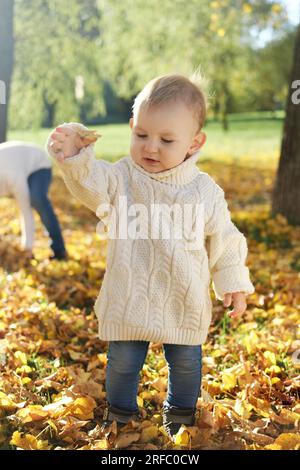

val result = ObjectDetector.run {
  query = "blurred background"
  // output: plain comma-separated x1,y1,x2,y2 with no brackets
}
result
0,0,299,165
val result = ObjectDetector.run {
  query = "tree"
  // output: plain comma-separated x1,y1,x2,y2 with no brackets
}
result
272,24,300,225
246,28,296,113
6,0,291,130
0,0,14,143
10,0,105,130
100,0,287,130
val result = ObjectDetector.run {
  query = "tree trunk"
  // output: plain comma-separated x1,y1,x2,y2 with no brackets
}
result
42,92,57,128
0,0,14,143
272,25,300,225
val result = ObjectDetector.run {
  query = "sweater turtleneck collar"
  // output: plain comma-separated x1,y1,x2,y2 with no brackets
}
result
129,151,201,186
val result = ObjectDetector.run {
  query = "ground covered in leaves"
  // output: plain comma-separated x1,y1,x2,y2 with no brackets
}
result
0,160,299,450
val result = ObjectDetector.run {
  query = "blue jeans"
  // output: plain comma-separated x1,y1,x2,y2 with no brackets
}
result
27,168,66,254
106,341,202,413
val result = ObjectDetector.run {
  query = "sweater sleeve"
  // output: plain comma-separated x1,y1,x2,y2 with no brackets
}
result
46,136,118,214
13,178,35,250
205,184,255,301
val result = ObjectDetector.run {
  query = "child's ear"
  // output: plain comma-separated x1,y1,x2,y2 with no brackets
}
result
198,132,206,148
188,131,206,155
129,117,134,129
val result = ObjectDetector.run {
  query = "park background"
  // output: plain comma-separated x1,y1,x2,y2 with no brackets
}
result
0,0,299,451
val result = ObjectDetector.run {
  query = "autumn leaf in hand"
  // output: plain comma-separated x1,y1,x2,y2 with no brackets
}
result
75,128,102,144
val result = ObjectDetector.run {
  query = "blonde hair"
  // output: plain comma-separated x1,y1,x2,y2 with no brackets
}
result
132,72,208,132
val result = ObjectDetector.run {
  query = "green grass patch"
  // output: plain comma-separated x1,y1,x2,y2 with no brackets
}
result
8,113,283,169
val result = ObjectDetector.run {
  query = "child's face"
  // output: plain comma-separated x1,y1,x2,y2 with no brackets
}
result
129,101,206,173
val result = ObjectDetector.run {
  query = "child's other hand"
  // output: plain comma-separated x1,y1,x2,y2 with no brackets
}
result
223,292,247,318
48,123,92,161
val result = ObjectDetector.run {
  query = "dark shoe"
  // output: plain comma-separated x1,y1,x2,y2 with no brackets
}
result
101,405,140,431
162,404,196,440
49,250,68,260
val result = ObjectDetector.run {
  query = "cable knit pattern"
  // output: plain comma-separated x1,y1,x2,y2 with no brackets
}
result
46,131,255,345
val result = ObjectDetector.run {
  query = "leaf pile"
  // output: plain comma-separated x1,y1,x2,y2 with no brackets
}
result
0,161,299,450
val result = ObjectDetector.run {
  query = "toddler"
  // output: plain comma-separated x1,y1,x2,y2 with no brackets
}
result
46,73,255,440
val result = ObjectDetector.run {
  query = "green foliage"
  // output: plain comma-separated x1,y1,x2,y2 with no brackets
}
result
10,0,105,129
9,0,294,130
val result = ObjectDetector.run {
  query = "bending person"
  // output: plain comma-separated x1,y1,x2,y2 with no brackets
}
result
0,141,67,260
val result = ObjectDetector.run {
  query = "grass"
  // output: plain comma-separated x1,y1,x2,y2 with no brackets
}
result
8,113,284,169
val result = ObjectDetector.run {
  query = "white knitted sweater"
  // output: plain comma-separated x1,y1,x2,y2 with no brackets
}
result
47,138,254,345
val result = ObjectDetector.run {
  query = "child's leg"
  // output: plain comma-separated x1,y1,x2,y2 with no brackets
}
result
163,343,202,409
105,340,149,412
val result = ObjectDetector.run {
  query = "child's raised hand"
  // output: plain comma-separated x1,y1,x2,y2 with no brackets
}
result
48,123,101,161
223,292,247,318
48,124,88,161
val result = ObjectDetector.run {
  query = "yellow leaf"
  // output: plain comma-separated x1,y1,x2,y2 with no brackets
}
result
17,405,49,423
234,398,253,419
243,330,259,354
140,390,156,400
97,353,107,365
271,4,282,14
271,377,281,385
217,28,225,37
137,395,144,407
43,394,74,415
47,419,58,435
239,322,258,333
157,359,166,370
21,377,32,385
263,351,276,366
16,365,32,374
243,4,253,14
92,439,109,450
10,431,50,450
265,365,281,375
264,443,282,450
279,409,300,424
211,349,226,358
0,392,18,411
64,396,96,420
221,372,237,391
274,304,285,313
152,413,162,425
14,351,27,366
174,427,190,446
272,433,300,450
205,380,222,396
248,397,270,418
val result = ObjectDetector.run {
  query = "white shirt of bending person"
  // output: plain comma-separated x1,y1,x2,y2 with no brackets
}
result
0,141,52,251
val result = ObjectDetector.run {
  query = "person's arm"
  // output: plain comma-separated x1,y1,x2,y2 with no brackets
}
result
205,184,255,301
46,124,118,213
12,177,35,251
